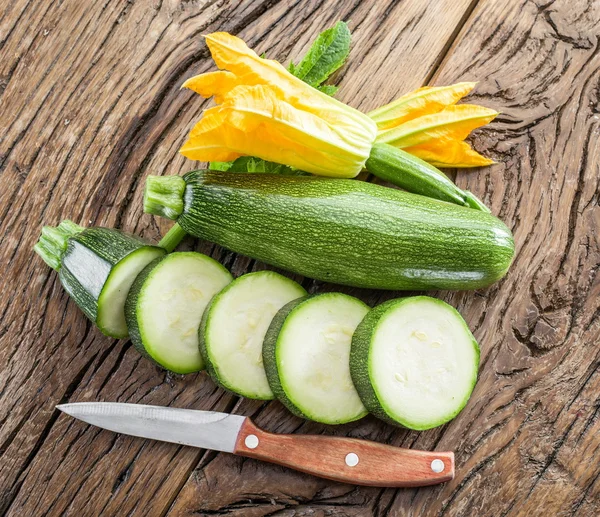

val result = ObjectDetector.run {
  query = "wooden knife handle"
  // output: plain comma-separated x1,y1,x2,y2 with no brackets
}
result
234,419,454,487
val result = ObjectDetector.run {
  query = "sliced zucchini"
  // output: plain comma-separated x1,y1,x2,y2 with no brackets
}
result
34,220,166,338
125,252,232,374
263,293,369,424
199,271,307,400
350,296,480,430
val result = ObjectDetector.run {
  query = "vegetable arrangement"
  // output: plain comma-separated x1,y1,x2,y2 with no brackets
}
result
34,22,513,431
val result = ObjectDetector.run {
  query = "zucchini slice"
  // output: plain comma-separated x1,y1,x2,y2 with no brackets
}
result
34,220,166,338
199,271,307,400
263,293,369,424
125,252,232,374
350,296,480,430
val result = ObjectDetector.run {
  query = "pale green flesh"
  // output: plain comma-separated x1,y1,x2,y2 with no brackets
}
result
137,253,232,374
370,298,479,429
205,271,306,399
96,247,165,338
278,293,369,423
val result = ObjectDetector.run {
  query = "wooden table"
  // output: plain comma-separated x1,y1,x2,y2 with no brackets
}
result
1,0,599,515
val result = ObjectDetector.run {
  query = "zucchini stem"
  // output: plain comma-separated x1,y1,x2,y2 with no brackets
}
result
158,223,187,252
144,175,186,220
365,143,489,211
33,219,84,270
464,191,491,213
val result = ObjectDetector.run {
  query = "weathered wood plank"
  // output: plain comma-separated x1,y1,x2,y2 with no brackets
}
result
0,0,480,515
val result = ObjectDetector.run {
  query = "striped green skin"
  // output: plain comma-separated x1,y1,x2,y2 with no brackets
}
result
58,228,165,336
349,297,480,430
171,170,514,291
262,297,311,419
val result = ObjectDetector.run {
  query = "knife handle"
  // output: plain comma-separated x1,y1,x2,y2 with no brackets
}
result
234,419,454,487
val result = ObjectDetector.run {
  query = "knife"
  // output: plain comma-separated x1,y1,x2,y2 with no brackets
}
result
57,402,454,487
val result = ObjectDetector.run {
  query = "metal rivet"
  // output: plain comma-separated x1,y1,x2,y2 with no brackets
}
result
345,452,359,467
431,459,445,473
245,434,259,449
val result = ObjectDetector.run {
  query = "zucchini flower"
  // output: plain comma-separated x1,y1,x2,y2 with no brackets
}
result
368,83,498,168
180,32,377,178
181,33,496,210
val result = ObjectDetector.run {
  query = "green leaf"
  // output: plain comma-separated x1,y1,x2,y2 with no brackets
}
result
288,21,351,89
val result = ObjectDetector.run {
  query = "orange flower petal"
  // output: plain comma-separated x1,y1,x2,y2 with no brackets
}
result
182,71,242,103
181,85,371,177
404,139,495,168
368,82,476,130
180,32,376,176
203,33,375,138
180,107,243,162
377,104,498,148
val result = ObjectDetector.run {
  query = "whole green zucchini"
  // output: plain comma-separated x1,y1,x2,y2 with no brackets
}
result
144,171,514,290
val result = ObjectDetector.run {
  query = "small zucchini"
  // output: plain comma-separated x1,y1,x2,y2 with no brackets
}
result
366,143,468,206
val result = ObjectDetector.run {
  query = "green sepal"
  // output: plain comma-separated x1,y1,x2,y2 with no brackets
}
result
317,84,339,96
208,161,233,171
211,156,309,176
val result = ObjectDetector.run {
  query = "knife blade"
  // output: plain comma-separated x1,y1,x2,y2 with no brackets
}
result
57,402,454,487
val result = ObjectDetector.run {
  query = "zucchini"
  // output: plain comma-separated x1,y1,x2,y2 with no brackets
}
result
263,293,369,424
144,171,514,291
199,271,307,399
34,220,166,338
350,296,479,430
366,143,469,207
125,252,233,374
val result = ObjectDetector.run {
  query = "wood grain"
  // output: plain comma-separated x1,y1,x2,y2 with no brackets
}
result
0,0,598,515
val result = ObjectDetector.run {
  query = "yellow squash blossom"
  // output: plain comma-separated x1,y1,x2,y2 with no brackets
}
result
369,83,498,167
180,32,377,178
180,32,498,211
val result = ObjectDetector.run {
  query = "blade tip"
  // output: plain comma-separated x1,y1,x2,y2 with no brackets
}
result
56,403,75,414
